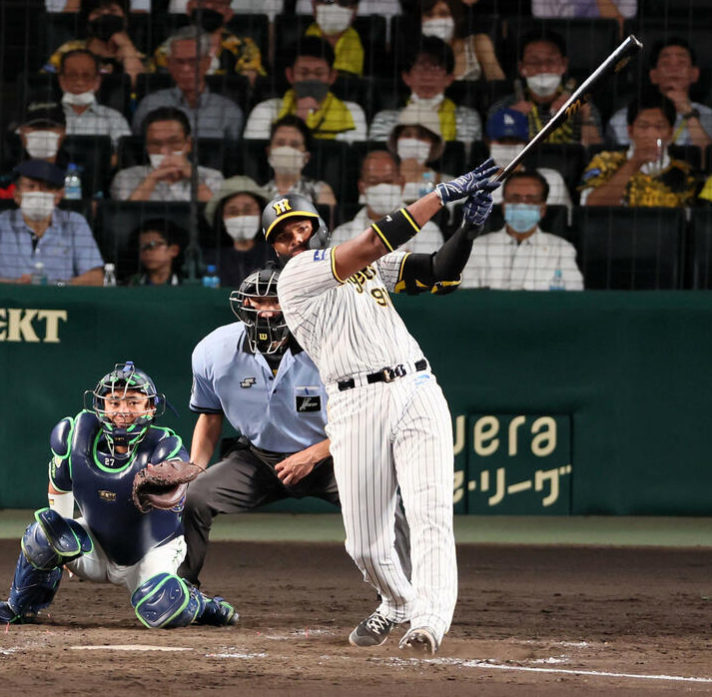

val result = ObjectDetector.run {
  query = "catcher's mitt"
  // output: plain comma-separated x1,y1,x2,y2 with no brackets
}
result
132,460,202,513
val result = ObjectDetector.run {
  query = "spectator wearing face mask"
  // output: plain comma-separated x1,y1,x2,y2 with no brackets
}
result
44,0,147,87
112,107,224,201
128,218,185,286
369,37,482,145
419,0,504,81
132,28,244,140
202,176,276,288
59,49,131,148
304,0,364,78
262,115,336,207
386,105,453,204
0,101,67,199
462,170,583,291
0,160,104,285
244,37,366,142
153,0,265,84
296,0,401,26
488,29,602,146
485,108,572,212
167,0,283,17
330,150,443,254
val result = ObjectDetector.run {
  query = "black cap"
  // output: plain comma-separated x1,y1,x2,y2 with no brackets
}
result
14,159,66,188
22,99,66,128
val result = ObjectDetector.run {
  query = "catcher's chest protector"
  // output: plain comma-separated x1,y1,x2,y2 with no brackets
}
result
68,412,184,566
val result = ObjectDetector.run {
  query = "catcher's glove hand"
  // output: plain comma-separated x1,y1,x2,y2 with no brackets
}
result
132,460,202,513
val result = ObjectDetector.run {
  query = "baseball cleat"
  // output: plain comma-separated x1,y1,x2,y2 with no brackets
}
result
0,601,22,625
399,627,439,654
348,611,395,647
197,597,239,627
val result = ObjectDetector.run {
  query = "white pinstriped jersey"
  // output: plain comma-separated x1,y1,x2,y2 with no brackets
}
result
277,247,425,384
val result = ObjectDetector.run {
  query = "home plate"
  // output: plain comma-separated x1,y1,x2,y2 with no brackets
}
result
70,645,193,652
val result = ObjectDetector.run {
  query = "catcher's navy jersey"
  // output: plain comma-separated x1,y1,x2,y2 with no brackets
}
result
49,411,189,566
190,322,327,452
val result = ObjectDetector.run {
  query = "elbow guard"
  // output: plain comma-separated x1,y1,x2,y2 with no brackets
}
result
50,418,73,460
371,208,421,252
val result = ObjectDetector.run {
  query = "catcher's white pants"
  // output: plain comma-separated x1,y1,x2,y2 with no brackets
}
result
66,517,187,593
326,371,457,641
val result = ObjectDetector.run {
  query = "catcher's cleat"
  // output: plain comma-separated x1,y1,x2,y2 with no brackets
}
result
197,597,239,627
399,627,440,654
348,611,395,647
0,601,22,625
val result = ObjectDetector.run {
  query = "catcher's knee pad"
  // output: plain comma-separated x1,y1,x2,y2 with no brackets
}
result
6,551,63,620
22,508,92,570
131,573,203,629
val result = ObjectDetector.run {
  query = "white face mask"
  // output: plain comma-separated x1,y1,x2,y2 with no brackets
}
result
315,3,353,35
397,137,431,165
224,215,260,242
149,152,184,169
62,90,96,107
525,73,562,98
421,17,455,43
24,130,61,160
20,191,56,221
489,142,525,169
268,146,306,175
364,183,403,217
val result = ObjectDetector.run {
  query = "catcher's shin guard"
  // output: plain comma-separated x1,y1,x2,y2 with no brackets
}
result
131,573,202,628
4,551,63,621
22,508,92,570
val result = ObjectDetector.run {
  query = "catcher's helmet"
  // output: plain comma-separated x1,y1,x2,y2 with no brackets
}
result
230,266,289,355
84,361,166,457
261,193,329,250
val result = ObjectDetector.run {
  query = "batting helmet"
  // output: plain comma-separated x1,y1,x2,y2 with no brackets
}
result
261,193,329,249
230,266,290,355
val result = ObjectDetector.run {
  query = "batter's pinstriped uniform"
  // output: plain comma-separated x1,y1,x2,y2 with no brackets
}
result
278,246,457,640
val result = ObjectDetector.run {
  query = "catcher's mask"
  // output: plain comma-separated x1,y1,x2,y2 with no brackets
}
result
84,361,166,457
230,266,289,355
261,193,329,261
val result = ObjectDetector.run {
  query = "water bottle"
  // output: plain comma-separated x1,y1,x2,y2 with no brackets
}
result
419,170,435,198
549,269,565,291
64,164,82,200
103,263,117,287
31,261,47,285
202,264,220,289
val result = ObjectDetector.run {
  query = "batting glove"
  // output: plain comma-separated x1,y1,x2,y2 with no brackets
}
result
463,189,496,228
435,158,500,205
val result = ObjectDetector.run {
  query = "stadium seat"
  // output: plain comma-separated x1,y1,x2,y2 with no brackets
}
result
573,206,684,290
116,135,226,172
520,143,586,196
689,208,712,289
226,14,270,61
93,200,200,280
62,134,114,199
637,0,712,20
445,79,513,116
430,141,466,179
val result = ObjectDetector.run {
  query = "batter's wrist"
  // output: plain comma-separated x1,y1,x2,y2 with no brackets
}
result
370,208,421,253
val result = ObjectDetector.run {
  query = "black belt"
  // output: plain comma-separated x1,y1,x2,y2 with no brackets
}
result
337,359,428,392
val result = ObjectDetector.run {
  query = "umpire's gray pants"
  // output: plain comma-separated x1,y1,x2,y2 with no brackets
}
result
178,445,411,586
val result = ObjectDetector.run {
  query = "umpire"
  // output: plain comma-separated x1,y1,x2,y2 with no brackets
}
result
179,265,409,585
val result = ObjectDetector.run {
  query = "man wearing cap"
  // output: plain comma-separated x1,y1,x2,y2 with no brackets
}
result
368,37,482,146
485,107,572,212
111,107,224,202
202,176,276,288
331,150,443,253
0,160,104,285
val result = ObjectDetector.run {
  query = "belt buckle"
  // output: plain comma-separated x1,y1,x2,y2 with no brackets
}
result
383,364,406,382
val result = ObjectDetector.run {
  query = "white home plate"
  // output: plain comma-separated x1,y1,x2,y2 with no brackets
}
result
70,645,192,652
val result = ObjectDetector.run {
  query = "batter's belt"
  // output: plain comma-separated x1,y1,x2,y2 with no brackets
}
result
337,359,428,392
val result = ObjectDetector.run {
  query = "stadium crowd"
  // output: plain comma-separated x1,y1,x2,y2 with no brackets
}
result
1,0,711,290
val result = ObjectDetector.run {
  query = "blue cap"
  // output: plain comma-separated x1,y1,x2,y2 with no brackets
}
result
14,159,66,188
486,108,529,142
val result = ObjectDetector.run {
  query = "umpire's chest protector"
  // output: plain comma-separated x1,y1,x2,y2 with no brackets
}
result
68,412,184,566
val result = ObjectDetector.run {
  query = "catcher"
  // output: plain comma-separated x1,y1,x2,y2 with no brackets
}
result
0,362,237,629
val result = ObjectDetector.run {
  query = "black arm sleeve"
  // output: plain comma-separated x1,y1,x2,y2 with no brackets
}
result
395,222,475,295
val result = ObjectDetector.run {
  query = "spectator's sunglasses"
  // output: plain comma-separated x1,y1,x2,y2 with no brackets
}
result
140,240,168,252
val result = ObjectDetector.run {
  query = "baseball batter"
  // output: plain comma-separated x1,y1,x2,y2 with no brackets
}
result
0,362,237,629
261,162,499,654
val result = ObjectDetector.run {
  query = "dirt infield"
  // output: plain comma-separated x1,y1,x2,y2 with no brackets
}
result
1,540,712,696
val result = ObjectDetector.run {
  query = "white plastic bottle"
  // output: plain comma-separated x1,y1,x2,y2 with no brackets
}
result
549,269,565,291
103,263,117,287
31,261,47,285
64,164,82,200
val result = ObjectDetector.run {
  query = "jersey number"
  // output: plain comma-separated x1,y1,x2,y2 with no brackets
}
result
370,288,389,307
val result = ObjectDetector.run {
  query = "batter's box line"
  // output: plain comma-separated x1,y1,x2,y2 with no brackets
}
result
387,658,712,684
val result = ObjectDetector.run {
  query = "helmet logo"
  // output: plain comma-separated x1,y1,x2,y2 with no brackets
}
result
273,198,292,215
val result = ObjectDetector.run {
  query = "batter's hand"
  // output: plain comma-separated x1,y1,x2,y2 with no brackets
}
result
463,189,496,228
435,158,500,205
275,452,315,486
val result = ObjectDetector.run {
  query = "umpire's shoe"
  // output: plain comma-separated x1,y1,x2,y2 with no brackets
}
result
349,611,395,647
399,627,440,654
197,597,239,627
